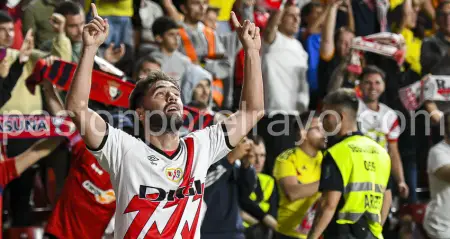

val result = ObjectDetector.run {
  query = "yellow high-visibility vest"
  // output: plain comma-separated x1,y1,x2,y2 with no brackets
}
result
243,173,275,228
326,135,391,239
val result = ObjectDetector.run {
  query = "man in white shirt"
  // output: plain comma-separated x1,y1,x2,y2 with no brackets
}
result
65,5,264,238
258,0,309,174
423,111,450,239
357,65,409,199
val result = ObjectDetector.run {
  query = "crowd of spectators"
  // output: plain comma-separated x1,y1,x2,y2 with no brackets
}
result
0,0,450,238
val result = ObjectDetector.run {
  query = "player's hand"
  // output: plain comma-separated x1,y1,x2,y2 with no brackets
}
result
19,29,34,63
230,11,261,52
104,43,126,64
241,141,256,168
43,55,60,66
228,137,253,164
83,3,109,48
50,13,66,34
398,182,409,199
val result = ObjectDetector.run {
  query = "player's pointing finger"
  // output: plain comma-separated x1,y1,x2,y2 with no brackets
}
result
230,11,241,29
91,3,98,17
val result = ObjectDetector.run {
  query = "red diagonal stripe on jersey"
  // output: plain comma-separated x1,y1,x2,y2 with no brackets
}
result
123,195,160,239
181,183,205,239
154,138,196,238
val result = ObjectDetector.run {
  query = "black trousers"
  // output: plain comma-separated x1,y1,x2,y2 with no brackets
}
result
4,138,70,226
256,114,297,176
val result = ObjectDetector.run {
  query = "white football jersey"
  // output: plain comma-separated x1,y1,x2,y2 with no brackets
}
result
90,123,233,239
357,100,400,150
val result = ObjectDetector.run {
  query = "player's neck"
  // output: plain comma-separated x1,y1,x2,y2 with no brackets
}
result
145,129,180,151
364,100,379,111
339,122,359,136
184,18,199,28
299,143,318,158
161,47,175,56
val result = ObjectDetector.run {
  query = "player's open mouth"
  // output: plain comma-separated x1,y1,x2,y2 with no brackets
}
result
165,104,179,113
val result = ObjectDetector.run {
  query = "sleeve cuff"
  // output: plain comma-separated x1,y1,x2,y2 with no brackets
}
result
86,122,109,152
221,123,234,150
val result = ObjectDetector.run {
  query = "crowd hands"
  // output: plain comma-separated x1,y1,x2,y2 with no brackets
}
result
0,0,450,238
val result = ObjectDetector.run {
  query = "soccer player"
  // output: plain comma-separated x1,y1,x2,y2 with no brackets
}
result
357,65,409,199
65,4,264,239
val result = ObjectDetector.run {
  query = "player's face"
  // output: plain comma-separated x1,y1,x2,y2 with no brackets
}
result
253,142,266,174
183,0,207,23
361,73,385,103
0,22,14,47
279,6,300,36
337,31,354,57
306,117,327,150
162,29,180,52
65,13,85,43
203,9,218,30
192,79,210,108
141,81,183,132
306,5,324,27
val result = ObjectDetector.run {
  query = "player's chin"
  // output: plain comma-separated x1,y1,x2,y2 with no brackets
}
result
166,111,182,119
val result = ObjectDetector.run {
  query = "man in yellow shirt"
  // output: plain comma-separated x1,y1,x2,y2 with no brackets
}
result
273,111,327,239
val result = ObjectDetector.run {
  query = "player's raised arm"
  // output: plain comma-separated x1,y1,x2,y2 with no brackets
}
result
222,12,264,147
65,4,109,149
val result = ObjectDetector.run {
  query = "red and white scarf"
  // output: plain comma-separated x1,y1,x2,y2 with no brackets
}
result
399,75,450,110
348,32,405,74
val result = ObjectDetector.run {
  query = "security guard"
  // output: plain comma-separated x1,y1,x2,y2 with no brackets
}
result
307,89,393,239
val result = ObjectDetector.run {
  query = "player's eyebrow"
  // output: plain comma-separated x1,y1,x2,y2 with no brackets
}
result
152,85,179,94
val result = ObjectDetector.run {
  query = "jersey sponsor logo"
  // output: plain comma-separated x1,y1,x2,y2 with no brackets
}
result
148,155,159,165
123,137,201,239
123,179,204,238
165,167,183,183
82,180,116,204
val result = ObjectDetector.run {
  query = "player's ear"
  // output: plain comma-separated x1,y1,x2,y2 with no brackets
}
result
155,35,163,44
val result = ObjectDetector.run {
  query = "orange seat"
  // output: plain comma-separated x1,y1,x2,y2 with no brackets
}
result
5,227,44,239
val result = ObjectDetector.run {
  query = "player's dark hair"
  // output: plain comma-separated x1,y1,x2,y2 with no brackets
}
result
152,16,179,38
129,71,180,111
54,1,83,16
361,65,386,81
323,88,359,119
294,111,321,141
133,56,161,80
0,11,12,24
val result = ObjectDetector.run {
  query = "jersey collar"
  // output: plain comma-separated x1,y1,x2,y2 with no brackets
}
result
147,142,182,160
